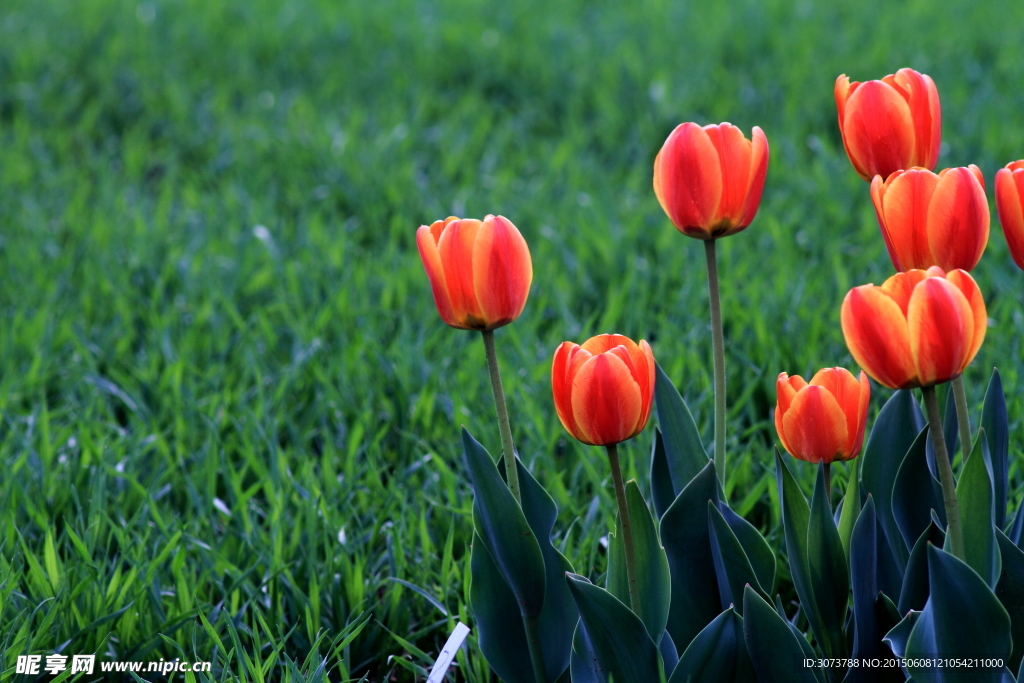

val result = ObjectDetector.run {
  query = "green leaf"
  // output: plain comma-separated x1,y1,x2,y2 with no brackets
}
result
462,427,546,618
661,460,721,651
570,620,604,683
925,383,960,469
952,430,1000,588
837,466,861,561
848,496,878,670
655,362,709,493
708,501,768,612
650,429,676,520
742,585,821,683
898,521,945,615
892,427,945,550
807,460,849,658
565,574,663,683
903,544,1012,683
719,504,776,596
995,530,1024,673
981,369,1009,529
861,390,923,569
667,607,754,683
883,610,919,659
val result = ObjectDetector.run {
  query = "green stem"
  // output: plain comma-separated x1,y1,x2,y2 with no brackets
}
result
606,443,640,614
481,330,521,504
704,239,727,488
523,614,548,683
951,374,973,459
922,385,965,561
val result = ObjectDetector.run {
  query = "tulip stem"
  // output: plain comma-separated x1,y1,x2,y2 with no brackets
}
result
951,374,973,458
482,329,522,505
922,385,965,561
606,443,640,615
704,239,727,488
523,614,548,683
823,462,832,508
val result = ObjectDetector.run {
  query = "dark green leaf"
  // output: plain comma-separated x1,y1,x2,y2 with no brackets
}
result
882,610,919,658
667,608,755,683
659,631,679,677
650,429,676,520
661,460,721,651
982,369,1009,529
837,467,861,561
655,362,709,493
996,530,1024,673
742,585,821,683
807,461,849,658
892,427,945,550
708,501,767,613
719,504,776,596
952,431,1000,588
570,620,603,683
898,521,945,615
848,496,878,674
565,574,662,683
470,535,534,683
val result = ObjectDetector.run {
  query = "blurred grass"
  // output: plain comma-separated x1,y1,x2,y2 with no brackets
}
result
2,0,1024,679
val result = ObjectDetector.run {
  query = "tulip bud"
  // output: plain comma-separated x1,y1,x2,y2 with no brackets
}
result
995,160,1024,270
416,215,533,331
775,369,870,464
653,122,769,239
835,68,941,181
551,335,655,446
841,267,986,389
870,166,989,272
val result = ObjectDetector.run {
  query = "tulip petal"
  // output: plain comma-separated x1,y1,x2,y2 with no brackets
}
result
944,269,987,373
842,80,917,181
472,215,533,329
416,225,458,328
637,340,656,430
879,269,929,315
570,352,643,446
892,68,941,171
810,368,868,459
781,385,849,464
927,167,989,271
437,218,485,328
873,169,939,271
704,123,752,230
996,166,1024,270
907,277,974,386
775,373,807,456
654,122,723,237
842,285,918,389
552,342,583,441
738,126,770,229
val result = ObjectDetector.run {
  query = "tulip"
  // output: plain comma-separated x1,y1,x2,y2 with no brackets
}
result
551,334,655,447
416,215,533,331
835,68,941,180
775,369,870,465
995,160,1024,270
840,267,985,390
552,334,655,615
870,166,989,272
653,122,769,240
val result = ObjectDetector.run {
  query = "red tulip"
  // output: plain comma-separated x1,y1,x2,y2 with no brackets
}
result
840,267,986,390
653,122,769,239
835,68,941,181
995,160,1024,270
551,335,655,446
416,215,532,331
870,166,989,272
775,368,870,464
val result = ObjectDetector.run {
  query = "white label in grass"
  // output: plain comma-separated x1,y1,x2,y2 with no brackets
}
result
425,622,471,683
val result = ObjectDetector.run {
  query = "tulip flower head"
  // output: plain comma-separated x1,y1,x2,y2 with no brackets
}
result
996,160,1024,270
871,166,989,272
841,267,986,390
835,68,941,181
551,334,655,447
416,215,532,331
776,368,870,464
653,122,769,239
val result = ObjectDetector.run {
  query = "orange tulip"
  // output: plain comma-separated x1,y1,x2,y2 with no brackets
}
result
840,267,986,390
995,160,1024,270
835,68,941,181
416,215,532,331
870,166,989,272
653,122,769,239
775,369,870,464
551,334,655,446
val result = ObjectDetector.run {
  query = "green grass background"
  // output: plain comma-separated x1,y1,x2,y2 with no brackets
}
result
2,0,1023,680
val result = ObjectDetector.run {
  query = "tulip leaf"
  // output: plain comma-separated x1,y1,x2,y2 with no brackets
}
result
848,495,878,679
660,459,721,651
570,620,603,683
1008,509,1024,548
650,429,676,520
708,501,767,613
883,610,920,659
667,607,754,683
837,466,861,561
719,503,776,596
654,362,709,494
982,369,1009,529
742,585,822,683
898,521,945,615
606,481,671,644
925,383,959,471
903,544,1012,683
951,430,1000,588
860,390,923,568
659,631,679,677
565,573,663,683
996,529,1024,673
892,427,946,550
807,460,849,659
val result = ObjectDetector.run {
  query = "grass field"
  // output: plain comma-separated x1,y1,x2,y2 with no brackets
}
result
3,0,1024,680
